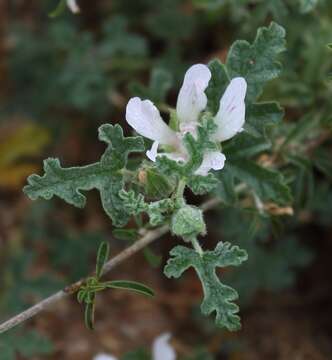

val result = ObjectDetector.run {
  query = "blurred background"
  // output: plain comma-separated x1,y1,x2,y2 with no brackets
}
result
0,0,332,359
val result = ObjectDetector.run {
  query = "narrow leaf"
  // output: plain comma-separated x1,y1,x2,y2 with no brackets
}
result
84,300,95,330
96,241,110,278
104,280,154,297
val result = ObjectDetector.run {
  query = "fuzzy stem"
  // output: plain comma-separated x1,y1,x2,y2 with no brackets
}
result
175,178,186,199
191,237,204,256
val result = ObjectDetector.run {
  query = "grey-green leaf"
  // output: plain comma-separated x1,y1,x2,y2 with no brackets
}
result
164,242,248,331
206,59,230,114
245,102,284,138
24,124,144,227
228,160,292,205
226,22,286,103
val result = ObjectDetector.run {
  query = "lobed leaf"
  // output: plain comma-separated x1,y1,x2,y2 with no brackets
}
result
164,242,248,331
24,124,144,227
226,22,286,103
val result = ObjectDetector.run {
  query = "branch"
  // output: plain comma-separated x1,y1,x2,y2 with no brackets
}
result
0,198,221,334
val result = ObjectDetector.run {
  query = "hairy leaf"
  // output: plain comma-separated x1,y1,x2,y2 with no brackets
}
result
229,160,292,205
245,102,284,137
227,22,286,102
223,133,271,159
164,242,248,331
206,59,230,114
24,124,144,227
187,173,219,195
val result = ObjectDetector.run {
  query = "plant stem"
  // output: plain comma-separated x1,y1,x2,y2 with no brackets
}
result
175,178,186,199
0,197,221,335
191,237,204,256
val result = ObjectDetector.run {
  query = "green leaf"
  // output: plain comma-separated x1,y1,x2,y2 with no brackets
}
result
228,160,292,205
0,329,53,360
226,22,286,103
96,241,110,278
120,189,175,226
49,0,67,18
187,173,219,195
245,102,284,137
164,242,248,331
113,228,139,241
143,167,175,199
215,165,237,205
84,300,96,330
223,133,271,159
119,190,147,215
147,199,175,226
206,59,230,114
24,124,145,227
104,280,154,297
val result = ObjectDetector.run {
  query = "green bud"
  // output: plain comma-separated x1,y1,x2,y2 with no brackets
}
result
139,167,174,199
171,205,206,240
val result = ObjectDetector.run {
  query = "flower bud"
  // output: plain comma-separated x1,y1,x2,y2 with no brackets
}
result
171,205,206,240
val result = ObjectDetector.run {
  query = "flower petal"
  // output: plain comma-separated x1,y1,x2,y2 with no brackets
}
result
67,0,80,13
176,64,211,126
146,141,159,162
152,333,176,360
212,77,247,142
93,354,118,360
126,97,178,146
195,151,226,176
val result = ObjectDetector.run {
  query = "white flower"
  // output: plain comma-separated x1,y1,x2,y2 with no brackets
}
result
176,64,211,132
212,77,247,142
195,151,226,176
94,355,117,360
93,333,175,360
125,63,247,176
67,0,80,13
152,333,176,360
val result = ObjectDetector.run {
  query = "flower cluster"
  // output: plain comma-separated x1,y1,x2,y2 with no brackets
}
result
126,64,247,176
